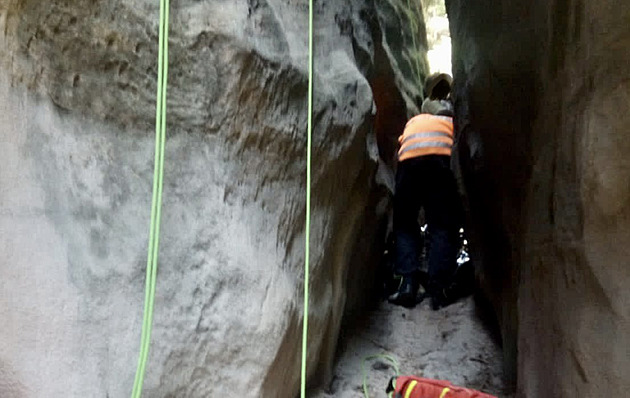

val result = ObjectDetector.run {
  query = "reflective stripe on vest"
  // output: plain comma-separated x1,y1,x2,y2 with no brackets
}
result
398,114,454,161
404,380,419,398
440,387,451,398
400,131,453,145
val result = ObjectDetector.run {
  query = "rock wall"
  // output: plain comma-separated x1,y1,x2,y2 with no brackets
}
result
0,0,427,397
447,0,630,396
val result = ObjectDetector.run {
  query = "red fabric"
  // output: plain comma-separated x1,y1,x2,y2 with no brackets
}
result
394,376,497,398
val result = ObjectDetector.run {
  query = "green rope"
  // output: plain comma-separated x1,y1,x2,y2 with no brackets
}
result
300,0,314,396
361,354,400,398
131,0,169,396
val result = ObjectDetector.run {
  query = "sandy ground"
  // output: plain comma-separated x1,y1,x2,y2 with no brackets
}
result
314,296,514,398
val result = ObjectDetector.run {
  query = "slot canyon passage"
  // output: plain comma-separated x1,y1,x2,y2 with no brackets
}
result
0,1,629,398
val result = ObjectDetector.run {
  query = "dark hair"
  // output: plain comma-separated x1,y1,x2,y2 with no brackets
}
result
431,80,451,100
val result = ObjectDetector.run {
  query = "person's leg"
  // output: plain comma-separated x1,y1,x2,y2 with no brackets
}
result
424,156,463,309
393,160,423,277
389,159,423,307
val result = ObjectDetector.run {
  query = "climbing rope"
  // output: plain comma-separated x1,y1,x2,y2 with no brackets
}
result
132,0,308,395
131,0,169,396
300,0,314,396
361,354,400,398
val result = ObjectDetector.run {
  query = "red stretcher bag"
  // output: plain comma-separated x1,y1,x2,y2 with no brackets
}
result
388,376,498,398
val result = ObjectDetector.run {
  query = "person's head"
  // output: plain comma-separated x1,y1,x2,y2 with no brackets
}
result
424,73,453,100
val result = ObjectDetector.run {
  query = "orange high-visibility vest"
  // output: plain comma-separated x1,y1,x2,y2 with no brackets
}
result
397,114,454,162
391,376,497,398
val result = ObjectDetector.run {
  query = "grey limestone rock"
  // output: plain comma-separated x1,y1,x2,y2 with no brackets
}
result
0,0,427,396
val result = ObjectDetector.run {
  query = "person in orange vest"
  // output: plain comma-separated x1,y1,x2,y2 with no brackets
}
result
388,75,464,310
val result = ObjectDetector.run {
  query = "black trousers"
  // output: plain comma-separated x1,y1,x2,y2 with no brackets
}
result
393,155,463,291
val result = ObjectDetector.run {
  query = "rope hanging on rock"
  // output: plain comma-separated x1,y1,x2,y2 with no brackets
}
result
131,0,170,396
300,0,314,396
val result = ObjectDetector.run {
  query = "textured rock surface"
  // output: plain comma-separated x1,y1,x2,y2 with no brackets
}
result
447,0,630,396
0,0,426,397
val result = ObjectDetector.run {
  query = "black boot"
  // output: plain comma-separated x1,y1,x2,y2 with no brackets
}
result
430,287,454,310
424,279,451,311
430,265,474,310
388,277,419,308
